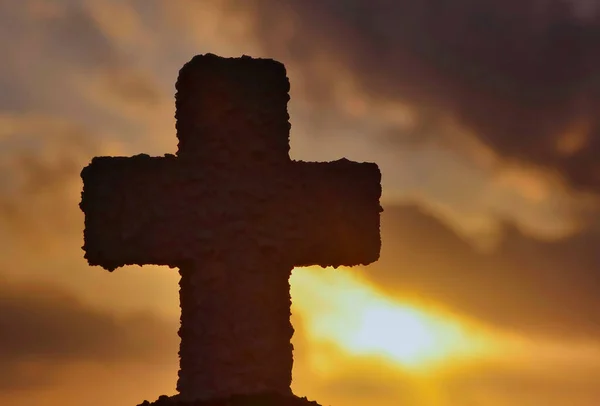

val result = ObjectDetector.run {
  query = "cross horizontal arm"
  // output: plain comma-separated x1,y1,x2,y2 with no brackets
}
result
80,154,204,271
284,158,382,268
81,155,381,272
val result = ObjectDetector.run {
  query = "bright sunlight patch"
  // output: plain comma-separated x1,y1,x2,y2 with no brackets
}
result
290,266,492,371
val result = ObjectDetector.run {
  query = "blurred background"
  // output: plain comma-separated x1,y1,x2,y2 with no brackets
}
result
1,1,600,405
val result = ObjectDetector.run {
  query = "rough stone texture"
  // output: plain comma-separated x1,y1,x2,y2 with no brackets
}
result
80,54,382,403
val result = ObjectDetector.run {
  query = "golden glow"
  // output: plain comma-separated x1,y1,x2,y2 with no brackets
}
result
291,266,492,371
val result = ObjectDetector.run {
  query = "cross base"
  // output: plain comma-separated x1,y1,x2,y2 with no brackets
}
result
137,392,323,406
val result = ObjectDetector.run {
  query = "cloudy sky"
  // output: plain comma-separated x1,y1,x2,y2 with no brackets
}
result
1,0,600,405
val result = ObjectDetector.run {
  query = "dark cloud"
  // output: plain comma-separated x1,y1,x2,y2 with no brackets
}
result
366,204,600,340
242,0,600,193
42,2,120,68
0,280,178,391
0,1,163,114
4,0,118,68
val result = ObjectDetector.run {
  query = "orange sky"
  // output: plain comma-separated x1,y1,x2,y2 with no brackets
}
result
1,1,600,405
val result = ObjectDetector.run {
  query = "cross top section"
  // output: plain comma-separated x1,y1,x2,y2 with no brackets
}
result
176,54,292,167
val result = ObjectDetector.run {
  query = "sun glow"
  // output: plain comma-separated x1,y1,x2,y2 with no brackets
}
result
291,266,492,370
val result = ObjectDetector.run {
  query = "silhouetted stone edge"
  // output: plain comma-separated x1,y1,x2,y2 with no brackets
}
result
137,392,324,406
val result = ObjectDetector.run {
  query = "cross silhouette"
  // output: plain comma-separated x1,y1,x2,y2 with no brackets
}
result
80,54,382,402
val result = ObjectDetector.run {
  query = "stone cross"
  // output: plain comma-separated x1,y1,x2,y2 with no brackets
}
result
79,54,382,402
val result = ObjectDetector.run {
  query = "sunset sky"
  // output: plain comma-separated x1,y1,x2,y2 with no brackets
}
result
1,1,600,405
